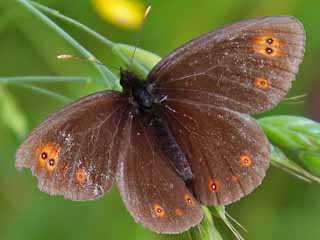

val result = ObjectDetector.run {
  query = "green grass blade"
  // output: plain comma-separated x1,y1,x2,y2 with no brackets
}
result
30,1,115,48
17,0,118,88
13,83,72,103
0,85,27,139
0,76,90,84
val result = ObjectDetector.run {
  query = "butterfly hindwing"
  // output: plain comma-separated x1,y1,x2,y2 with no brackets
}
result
16,91,127,201
116,111,203,234
148,16,305,114
163,99,270,205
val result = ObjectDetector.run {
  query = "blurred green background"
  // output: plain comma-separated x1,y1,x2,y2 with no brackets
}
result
1,0,320,240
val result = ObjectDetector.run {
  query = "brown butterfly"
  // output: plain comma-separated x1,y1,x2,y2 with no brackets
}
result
16,16,305,233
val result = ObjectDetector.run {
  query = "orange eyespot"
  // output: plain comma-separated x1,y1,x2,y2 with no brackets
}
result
175,208,183,217
240,154,252,167
232,175,240,183
255,35,282,47
76,169,87,184
255,78,270,90
208,178,220,193
252,35,282,58
184,194,195,206
37,142,61,172
153,204,165,218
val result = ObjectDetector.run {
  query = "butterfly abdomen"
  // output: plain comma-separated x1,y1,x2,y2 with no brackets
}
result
150,113,193,181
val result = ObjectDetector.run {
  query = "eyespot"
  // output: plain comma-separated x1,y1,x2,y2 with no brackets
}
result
254,35,282,47
208,178,220,193
153,204,165,218
255,78,270,90
265,47,273,54
76,169,87,184
47,158,58,172
175,208,183,216
184,194,195,206
41,152,48,160
240,154,252,167
36,142,61,172
252,35,282,57
232,175,240,183
266,38,274,44
49,159,55,166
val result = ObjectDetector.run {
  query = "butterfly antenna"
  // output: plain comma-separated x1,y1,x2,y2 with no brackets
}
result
57,54,107,67
129,5,152,71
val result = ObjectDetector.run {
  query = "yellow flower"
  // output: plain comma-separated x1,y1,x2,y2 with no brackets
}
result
92,0,146,30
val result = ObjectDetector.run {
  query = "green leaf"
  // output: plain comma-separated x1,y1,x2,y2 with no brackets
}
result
298,151,320,177
259,116,320,179
0,85,27,139
187,207,223,240
259,116,320,150
210,206,244,240
270,145,320,183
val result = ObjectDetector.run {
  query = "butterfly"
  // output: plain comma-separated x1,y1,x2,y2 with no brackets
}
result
16,16,305,234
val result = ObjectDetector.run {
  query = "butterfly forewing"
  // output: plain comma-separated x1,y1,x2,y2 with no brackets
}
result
16,91,127,201
163,99,270,205
148,16,305,114
116,111,203,234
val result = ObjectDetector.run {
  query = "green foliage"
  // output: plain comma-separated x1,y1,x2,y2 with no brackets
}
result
260,116,320,179
0,85,27,139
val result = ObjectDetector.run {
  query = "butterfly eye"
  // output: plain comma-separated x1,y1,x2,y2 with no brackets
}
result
240,154,252,167
76,169,87,184
153,204,165,218
208,178,220,193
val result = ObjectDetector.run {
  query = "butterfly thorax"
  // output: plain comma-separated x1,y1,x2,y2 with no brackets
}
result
120,69,193,181
120,69,154,110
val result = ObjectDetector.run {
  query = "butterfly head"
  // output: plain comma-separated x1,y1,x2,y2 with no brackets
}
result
120,68,155,111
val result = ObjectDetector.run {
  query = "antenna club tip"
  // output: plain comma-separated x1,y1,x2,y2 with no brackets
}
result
144,5,152,18
57,54,73,59
88,56,96,61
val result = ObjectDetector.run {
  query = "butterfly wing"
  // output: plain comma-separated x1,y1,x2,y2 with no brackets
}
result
16,91,128,201
116,111,203,233
163,99,270,205
148,16,305,114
